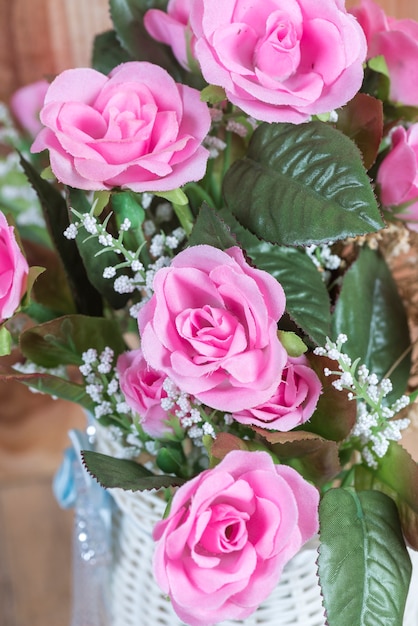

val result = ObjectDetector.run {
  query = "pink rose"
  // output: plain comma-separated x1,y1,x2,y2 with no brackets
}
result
117,349,170,437
31,62,211,192
138,245,288,413
10,79,49,137
144,0,196,71
153,449,319,625
188,0,367,123
233,355,322,431
0,211,29,322
377,125,418,231
350,0,418,106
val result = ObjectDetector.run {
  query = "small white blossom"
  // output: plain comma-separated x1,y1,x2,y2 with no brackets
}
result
103,266,116,279
155,202,173,221
119,218,131,232
64,223,78,239
113,275,135,294
141,193,153,209
131,259,144,272
82,214,98,235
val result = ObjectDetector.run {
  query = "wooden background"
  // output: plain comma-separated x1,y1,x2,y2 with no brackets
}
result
0,0,418,102
0,1,418,625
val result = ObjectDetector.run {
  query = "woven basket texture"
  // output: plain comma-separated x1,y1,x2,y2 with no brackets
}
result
98,431,418,626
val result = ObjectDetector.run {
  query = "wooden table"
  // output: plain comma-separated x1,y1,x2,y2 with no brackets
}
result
0,381,85,626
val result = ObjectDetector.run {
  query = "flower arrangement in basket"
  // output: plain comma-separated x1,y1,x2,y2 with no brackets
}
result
1,0,418,624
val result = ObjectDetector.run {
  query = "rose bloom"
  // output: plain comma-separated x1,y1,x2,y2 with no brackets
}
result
377,125,418,231
117,348,170,437
138,245,288,413
187,0,367,123
233,355,322,431
350,0,418,106
31,62,211,192
0,211,29,323
10,79,49,137
153,449,319,626
144,0,196,70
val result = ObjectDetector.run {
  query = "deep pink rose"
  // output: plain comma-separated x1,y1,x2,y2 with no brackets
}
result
138,245,288,413
351,0,418,106
233,355,322,431
377,125,418,231
144,0,196,71
188,0,367,123
153,449,319,625
117,349,170,437
0,211,29,322
10,79,49,137
30,62,211,192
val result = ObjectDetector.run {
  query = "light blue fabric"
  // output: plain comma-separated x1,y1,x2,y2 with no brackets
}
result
53,422,113,626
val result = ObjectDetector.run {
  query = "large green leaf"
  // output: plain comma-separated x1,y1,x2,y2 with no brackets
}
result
302,354,357,441
257,430,340,485
20,315,126,368
318,488,412,626
109,0,178,73
355,442,418,549
0,370,94,412
336,93,383,171
247,243,331,346
332,246,411,402
223,121,384,246
216,209,332,345
19,155,103,316
68,188,130,309
188,203,238,250
92,30,133,74
82,450,186,491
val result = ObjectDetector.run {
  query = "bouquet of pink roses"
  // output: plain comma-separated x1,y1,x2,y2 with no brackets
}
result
1,0,418,624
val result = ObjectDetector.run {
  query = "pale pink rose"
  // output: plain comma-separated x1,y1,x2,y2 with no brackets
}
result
117,349,170,437
0,211,29,322
153,449,319,625
350,0,418,106
377,125,418,231
188,0,367,123
10,79,49,137
138,245,288,413
233,355,322,431
31,62,211,192
144,0,196,70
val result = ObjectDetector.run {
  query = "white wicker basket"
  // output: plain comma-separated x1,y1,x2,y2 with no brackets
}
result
91,432,418,626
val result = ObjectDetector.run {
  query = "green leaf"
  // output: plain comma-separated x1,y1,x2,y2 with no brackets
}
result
200,85,226,104
217,209,332,345
20,315,126,368
68,188,130,309
259,430,340,485
336,93,383,170
332,246,411,402
278,330,307,357
109,0,179,72
0,326,12,356
22,239,76,315
91,30,133,74
355,442,418,549
223,121,384,246
302,354,357,442
188,203,237,250
1,370,95,412
19,154,103,316
82,450,186,491
318,488,412,626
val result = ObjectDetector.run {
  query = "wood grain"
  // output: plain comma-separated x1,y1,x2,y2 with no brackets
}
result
0,480,74,626
1,0,418,103
0,0,111,102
